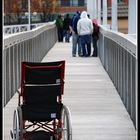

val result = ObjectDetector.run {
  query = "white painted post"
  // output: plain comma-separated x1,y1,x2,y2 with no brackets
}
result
128,0,137,34
28,0,31,30
97,0,101,24
103,0,107,26
111,0,118,31
3,0,4,37
87,0,97,19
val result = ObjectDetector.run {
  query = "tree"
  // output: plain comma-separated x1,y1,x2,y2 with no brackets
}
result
4,0,21,24
12,1,21,24
31,0,41,13
40,0,56,22
4,0,57,24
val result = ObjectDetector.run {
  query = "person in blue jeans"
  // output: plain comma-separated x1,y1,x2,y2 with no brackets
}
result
80,35,92,56
69,11,82,57
77,11,93,57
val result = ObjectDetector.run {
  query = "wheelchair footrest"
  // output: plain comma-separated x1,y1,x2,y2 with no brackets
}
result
25,130,55,140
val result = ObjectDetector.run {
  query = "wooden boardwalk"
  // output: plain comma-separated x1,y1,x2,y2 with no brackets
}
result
3,42,136,140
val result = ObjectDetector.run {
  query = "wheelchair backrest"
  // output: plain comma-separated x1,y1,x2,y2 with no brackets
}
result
21,61,65,105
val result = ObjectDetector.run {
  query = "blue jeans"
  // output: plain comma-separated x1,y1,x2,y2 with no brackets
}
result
72,33,82,56
64,30,71,42
80,35,91,56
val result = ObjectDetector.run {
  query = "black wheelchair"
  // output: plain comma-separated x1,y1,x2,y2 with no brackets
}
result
10,61,72,140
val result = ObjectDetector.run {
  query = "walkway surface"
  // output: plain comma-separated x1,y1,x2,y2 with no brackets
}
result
3,42,136,140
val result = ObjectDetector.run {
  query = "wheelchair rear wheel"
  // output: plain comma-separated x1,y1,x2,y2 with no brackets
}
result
12,107,23,140
61,105,72,140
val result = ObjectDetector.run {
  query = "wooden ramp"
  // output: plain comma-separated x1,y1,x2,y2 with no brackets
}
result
3,42,136,140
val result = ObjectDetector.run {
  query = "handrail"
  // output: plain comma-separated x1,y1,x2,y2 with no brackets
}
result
3,22,55,35
99,25,136,57
98,25,137,129
3,23,58,107
3,23,55,48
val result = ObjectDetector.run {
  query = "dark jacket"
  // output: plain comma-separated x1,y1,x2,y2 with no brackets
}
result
63,15,71,30
70,13,80,34
55,15,63,28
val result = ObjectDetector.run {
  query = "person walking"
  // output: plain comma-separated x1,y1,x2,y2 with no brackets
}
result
69,11,82,57
92,19,99,57
77,11,93,57
63,14,71,42
55,15,64,42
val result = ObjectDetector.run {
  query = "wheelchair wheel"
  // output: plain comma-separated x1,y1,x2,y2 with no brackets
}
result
12,107,23,140
61,105,72,140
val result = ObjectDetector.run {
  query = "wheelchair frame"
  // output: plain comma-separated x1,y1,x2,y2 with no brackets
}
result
10,61,72,140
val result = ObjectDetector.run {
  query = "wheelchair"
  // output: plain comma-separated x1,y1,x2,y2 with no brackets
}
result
10,61,72,140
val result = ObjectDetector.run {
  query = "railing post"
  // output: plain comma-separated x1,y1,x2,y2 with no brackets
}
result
111,0,118,31
28,0,31,30
97,0,101,24
128,0,137,34
103,0,107,26
87,0,97,19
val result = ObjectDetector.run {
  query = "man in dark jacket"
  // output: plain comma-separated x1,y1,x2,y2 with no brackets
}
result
69,11,82,57
63,14,71,42
55,15,64,42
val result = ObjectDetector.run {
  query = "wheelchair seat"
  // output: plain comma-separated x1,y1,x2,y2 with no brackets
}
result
21,85,63,121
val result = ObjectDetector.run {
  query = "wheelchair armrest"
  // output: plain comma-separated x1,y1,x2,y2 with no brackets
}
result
17,88,22,106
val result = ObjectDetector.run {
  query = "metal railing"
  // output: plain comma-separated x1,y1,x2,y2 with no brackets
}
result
3,21,56,35
3,23,58,107
98,25,137,129
3,20,137,131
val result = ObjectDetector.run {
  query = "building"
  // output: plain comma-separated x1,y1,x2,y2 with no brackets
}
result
4,0,128,33
107,0,128,6
55,0,87,16
107,0,128,33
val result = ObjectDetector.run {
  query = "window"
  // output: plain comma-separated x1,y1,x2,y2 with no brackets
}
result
84,0,87,6
78,0,85,6
72,0,78,6
59,0,86,7
118,0,123,2
57,0,61,6
61,0,70,6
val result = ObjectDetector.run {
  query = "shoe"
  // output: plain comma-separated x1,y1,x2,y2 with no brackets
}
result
73,55,76,57
85,54,90,57
80,55,85,57
92,55,97,57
